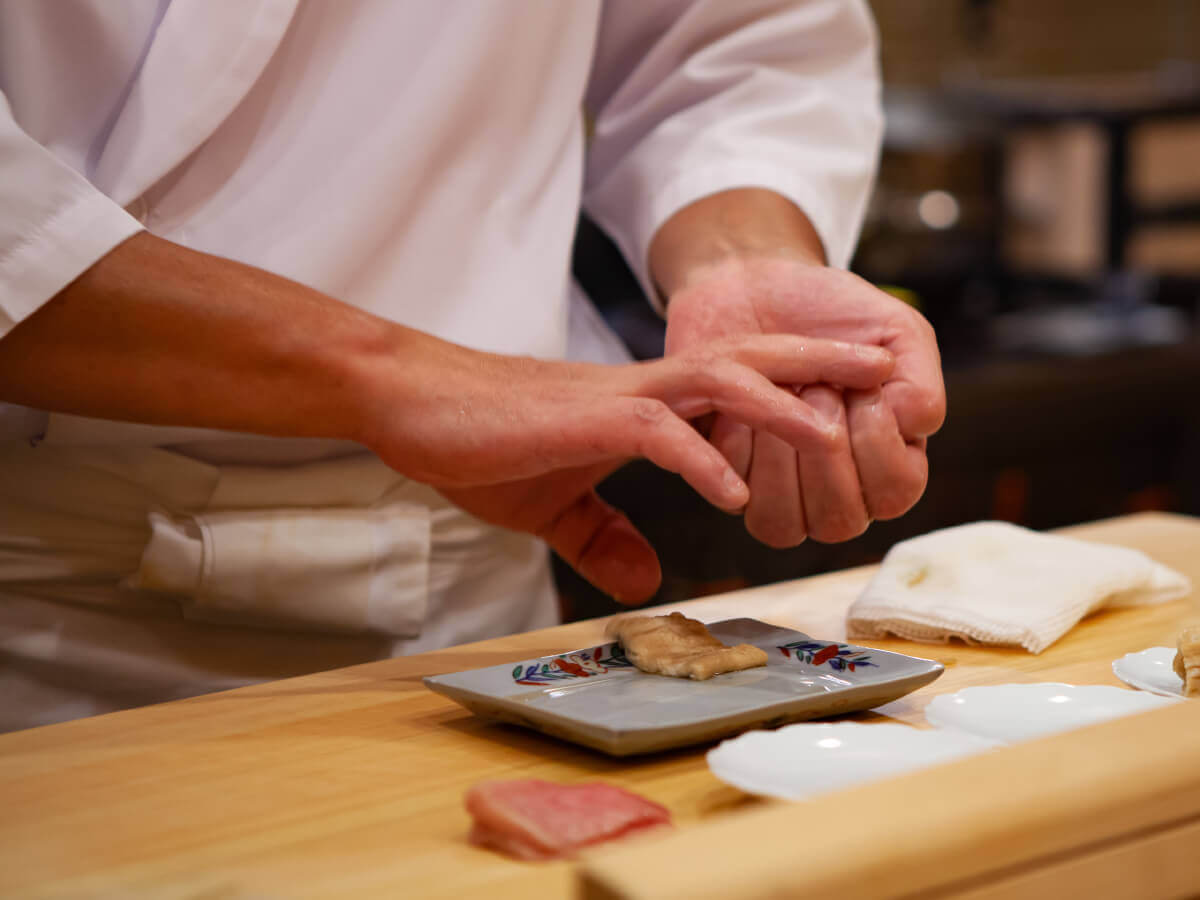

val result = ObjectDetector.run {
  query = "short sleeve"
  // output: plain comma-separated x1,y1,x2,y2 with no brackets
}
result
0,91,144,337
582,0,883,311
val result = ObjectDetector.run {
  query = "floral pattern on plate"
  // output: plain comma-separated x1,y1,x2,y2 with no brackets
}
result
777,640,878,672
512,643,634,685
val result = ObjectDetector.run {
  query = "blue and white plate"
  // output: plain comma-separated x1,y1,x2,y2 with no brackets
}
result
424,618,944,756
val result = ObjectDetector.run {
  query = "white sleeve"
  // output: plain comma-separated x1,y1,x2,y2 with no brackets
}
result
0,92,145,337
582,0,883,311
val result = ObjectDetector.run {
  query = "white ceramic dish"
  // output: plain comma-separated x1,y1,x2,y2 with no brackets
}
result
1112,647,1185,698
424,618,944,756
706,721,998,801
925,682,1179,743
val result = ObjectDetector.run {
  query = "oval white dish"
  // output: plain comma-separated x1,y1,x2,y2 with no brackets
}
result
706,721,997,801
1112,647,1185,698
925,682,1180,743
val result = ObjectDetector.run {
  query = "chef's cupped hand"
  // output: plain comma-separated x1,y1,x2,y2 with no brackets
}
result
366,335,894,605
655,190,946,551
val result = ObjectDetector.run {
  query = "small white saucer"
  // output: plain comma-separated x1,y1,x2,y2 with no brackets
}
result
926,683,1179,743
1112,647,1185,698
706,722,997,801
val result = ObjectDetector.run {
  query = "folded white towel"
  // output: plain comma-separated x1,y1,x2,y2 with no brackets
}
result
846,521,1191,654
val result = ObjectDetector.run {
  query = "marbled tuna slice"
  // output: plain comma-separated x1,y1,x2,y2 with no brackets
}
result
464,779,671,860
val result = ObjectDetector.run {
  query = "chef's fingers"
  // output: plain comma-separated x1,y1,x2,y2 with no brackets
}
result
743,430,807,548
538,488,661,605
535,396,751,511
793,385,871,543
724,335,894,389
846,387,929,520
639,336,892,420
638,358,855,455
709,414,754,484
437,394,747,508
883,376,946,443
879,308,945,440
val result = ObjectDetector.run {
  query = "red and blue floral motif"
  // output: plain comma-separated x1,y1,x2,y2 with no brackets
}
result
777,640,877,672
512,643,635,685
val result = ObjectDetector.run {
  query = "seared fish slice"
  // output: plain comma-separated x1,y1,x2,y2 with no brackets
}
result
606,612,767,680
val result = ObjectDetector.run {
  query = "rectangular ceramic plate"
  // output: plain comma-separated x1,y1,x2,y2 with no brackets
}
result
424,618,944,756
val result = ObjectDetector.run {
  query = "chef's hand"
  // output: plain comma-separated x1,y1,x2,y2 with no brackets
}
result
653,189,945,547
363,334,895,603
440,462,652,603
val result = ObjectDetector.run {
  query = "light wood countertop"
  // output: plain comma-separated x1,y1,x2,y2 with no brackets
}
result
1,512,1197,899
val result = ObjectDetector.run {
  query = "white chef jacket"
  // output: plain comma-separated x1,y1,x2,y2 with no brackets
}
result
0,0,882,728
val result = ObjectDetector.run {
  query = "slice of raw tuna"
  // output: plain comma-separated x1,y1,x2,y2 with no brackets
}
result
464,778,672,860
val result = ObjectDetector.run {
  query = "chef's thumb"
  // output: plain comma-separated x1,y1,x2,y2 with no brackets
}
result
543,490,661,605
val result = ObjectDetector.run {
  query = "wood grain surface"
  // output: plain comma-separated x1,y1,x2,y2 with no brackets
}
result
579,686,1200,900
0,512,1197,899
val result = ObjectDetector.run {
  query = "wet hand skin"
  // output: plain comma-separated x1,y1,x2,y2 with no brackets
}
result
652,189,945,549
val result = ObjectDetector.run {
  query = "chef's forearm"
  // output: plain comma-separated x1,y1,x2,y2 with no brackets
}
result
0,231,403,446
647,188,827,300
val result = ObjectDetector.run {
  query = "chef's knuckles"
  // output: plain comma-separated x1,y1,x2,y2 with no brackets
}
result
629,396,670,424
889,383,947,440
864,451,929,520
868,472,928,521
807,506,872,544
746,507,808,549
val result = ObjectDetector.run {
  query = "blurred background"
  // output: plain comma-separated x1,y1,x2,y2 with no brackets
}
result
562,0,1200,621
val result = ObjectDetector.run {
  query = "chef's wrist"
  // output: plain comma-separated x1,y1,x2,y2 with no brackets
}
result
336,317,423,455
648,187,827,301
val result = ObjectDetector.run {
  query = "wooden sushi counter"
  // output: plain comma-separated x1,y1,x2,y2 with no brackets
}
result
1,512,1198,899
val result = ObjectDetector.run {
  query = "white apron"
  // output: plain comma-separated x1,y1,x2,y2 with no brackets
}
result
0,442,557,730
